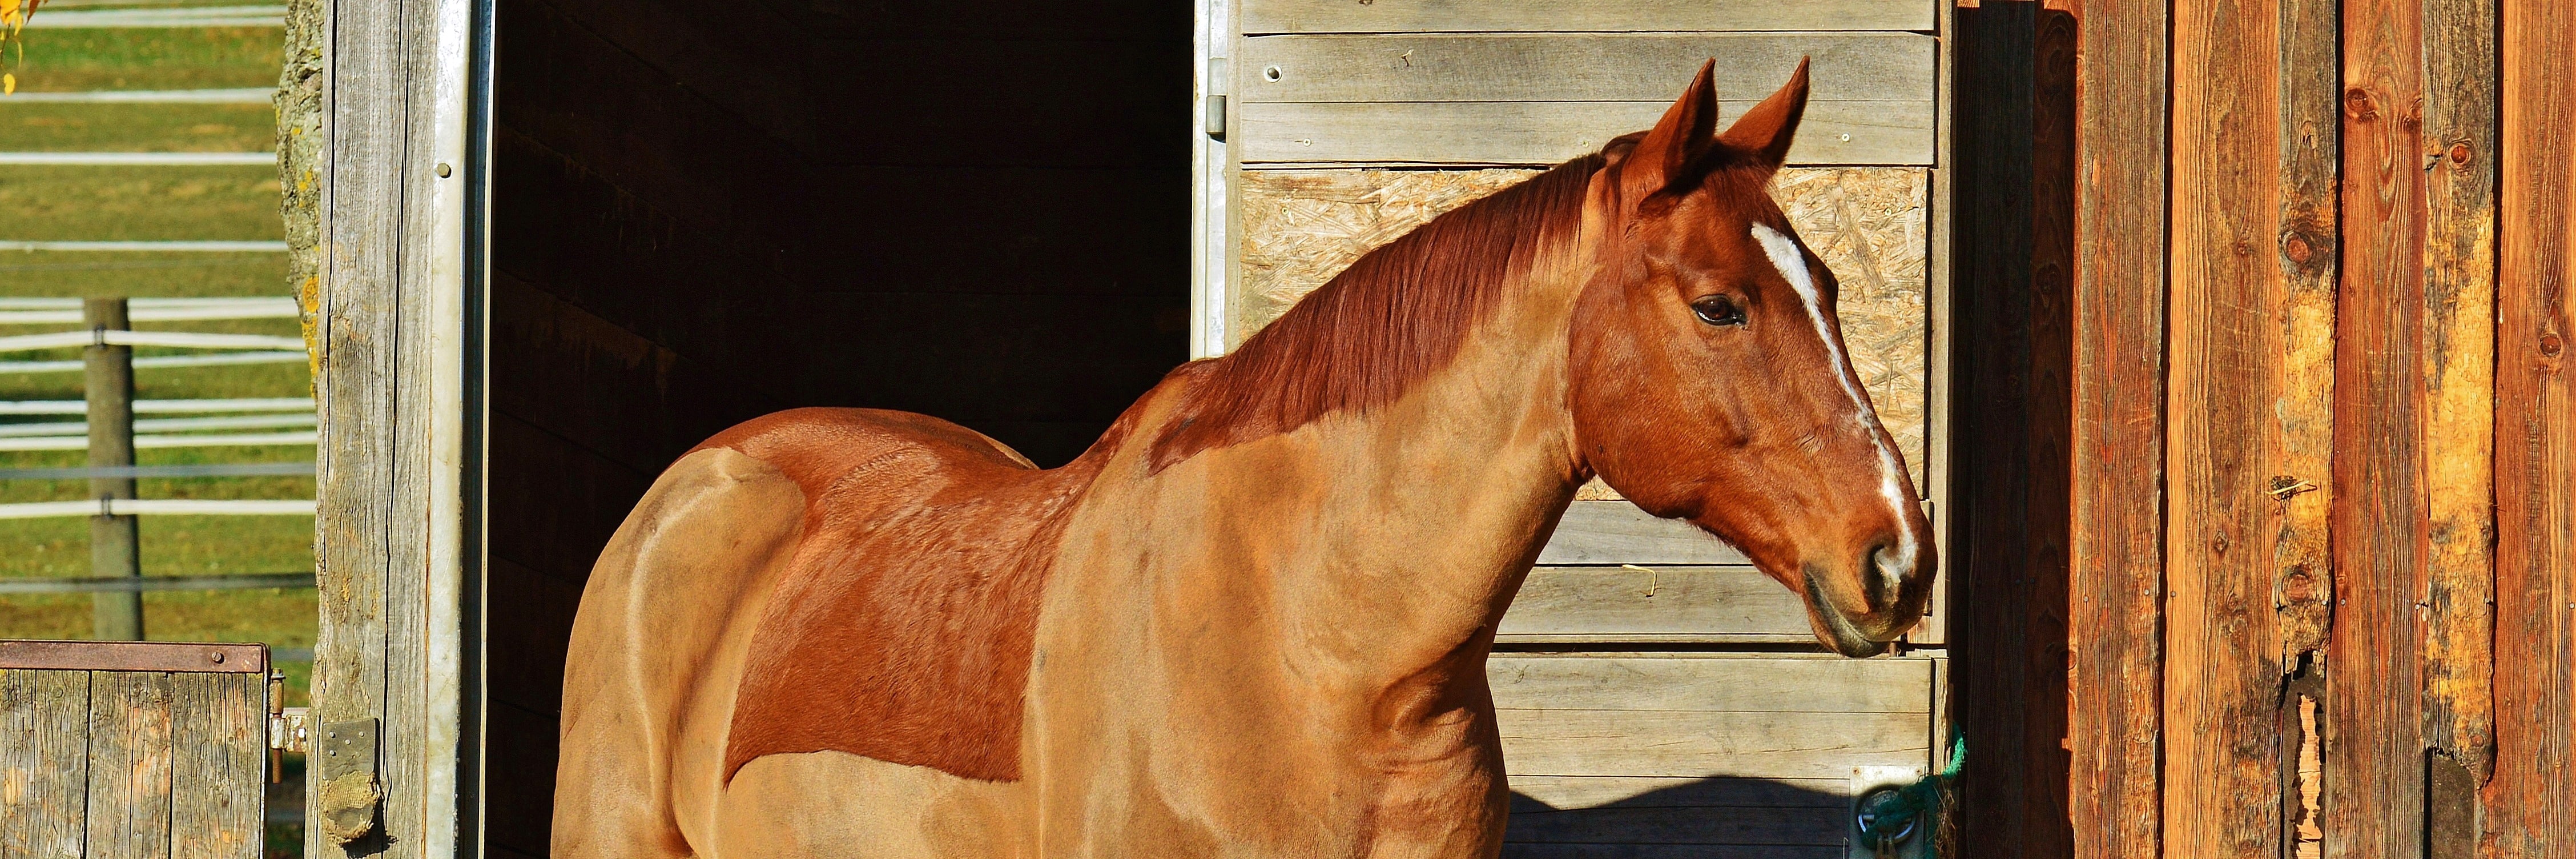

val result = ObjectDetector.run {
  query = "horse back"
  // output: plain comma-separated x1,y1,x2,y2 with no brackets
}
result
697,408,1090,784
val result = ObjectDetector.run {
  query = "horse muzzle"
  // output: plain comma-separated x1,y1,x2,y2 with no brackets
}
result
1801,569,1914,658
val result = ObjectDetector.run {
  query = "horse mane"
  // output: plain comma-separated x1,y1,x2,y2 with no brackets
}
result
1146,154,1606,472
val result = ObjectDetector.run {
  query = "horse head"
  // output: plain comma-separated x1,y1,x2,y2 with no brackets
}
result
1568,61,1937,657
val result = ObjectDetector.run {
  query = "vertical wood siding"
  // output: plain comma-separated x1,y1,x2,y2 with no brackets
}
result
2054,0,2566,855
2331,0,2435,852
2489,0,2576,853
2163,1,2293,853
2064,0,2169,856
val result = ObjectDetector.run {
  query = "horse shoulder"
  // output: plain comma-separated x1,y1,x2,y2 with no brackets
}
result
557,446,810,858
702,407,1086,784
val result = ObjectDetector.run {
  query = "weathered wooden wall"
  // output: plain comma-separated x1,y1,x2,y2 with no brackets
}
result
483,1,1189,854
2020,0,2576,855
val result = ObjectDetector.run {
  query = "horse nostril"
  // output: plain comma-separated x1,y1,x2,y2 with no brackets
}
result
1865,541,1905,612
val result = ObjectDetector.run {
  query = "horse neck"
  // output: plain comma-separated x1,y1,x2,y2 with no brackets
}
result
1243,252,1595,680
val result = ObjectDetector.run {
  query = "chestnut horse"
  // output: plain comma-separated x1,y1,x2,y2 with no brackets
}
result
555,61,1934,858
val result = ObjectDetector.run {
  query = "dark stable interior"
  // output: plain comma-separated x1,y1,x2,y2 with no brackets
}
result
483,0,1189,850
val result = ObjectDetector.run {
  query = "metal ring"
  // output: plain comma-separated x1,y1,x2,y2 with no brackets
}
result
1854,786,1919,848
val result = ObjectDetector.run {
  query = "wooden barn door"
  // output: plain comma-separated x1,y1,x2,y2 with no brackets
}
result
1192,2,1952,855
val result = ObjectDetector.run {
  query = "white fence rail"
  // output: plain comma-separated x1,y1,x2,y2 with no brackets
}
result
0,430,317,452
0,330,307,352
0,414,316,438
0,152,276,166
20,5,287,27
0,89,279,105
0,398,312,415
0,499,316,520
0,241,289,252
0,297,297,324
0,351,307,374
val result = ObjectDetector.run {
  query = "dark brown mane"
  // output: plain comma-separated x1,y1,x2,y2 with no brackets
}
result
1145,156,1605,472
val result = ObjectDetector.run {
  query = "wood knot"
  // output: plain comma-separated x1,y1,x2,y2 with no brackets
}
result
2343,87,2376,120
2282,567,2317,603
2446,142,2473,166
2283,234,2312,264
2542,332,2564,358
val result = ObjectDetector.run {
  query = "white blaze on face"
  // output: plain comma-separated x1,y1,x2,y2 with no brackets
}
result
1751,223,1919,594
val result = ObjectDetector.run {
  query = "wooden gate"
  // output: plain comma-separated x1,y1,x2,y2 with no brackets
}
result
0,640,273,859
1193,2,1953,854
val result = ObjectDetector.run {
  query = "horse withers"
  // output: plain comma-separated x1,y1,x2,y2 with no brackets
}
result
554,59,1935,858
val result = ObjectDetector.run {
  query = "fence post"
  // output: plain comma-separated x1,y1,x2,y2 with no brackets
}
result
85,296,142,640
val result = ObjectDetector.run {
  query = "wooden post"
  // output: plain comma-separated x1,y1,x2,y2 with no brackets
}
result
84,296,143,641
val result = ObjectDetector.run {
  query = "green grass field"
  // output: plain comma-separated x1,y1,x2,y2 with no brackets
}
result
3,102,277,151
4,26,283,91
0,165,284,239
1,25,312,712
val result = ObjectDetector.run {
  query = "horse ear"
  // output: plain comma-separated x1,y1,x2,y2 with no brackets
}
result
1620,59,1719,204
1716,58,1810,174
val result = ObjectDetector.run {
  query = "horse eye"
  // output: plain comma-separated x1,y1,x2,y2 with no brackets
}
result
1690,295,1746,327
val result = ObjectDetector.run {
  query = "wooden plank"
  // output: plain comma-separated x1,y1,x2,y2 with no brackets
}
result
2014,5,2072,852
1506,804,1845,846
311,0,403,840
1235,34,1933,103
1508,776,1850,812
1949,5,2082,850
1237,100,1930,167
2487,0,2576,850
2273,2,2341,857
1538,501,1751,566
2415,0,2498,795
2272,0,2341,674
86,671,175,859
2331,0,2431,852
1910,0,1957,650
311,0,465,850
2162,0,2305,853
0,669,92,858
1498,567,1808,642
2066,0,2168,855
0,641,266,673
1496,709,1927,779
1946,5,2048,853
1240,0,1934,34
168,673,263,859
1486,655,1931,715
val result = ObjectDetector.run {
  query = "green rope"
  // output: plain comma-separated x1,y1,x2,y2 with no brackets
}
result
1858,734,1965,854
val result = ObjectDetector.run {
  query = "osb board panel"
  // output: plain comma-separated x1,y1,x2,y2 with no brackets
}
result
1236,167,1930,496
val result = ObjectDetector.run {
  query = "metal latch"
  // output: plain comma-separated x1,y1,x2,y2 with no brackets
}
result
315,718,382,845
